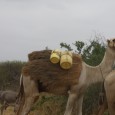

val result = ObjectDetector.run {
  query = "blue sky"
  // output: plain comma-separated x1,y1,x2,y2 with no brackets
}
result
0,0,115,61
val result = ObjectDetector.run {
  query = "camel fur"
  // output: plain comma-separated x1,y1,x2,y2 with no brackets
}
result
16,38,115,115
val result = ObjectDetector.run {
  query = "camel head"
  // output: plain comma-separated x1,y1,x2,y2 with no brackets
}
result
107,38,115,49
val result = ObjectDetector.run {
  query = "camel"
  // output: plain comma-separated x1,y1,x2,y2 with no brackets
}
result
0,90,17,115
16,38,115,115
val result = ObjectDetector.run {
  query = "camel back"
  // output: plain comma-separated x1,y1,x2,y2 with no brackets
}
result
22,50,82,94
28,50,51,61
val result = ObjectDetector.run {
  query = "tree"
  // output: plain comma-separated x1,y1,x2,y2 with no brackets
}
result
60,38,105,66
60,43,73,51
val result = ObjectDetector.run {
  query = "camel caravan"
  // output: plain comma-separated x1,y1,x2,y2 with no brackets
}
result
15,38,115,115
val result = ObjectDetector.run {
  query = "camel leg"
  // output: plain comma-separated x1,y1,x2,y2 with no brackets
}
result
16,76,39,115
71,95,84,115
70,93,83,115
16,94,25,115
64,83,86,115
72,86,86,115
64,92,78,115
64,85,80,115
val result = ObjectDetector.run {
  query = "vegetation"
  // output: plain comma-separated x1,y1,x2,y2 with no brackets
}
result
0,36,108,115
0,61,25,91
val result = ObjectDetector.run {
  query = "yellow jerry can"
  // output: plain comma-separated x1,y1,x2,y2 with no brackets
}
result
60,51,72,69
50,49,61,64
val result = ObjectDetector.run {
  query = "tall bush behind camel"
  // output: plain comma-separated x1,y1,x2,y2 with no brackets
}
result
16,37,115,115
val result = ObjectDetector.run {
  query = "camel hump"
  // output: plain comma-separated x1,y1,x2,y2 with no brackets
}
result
28,50,82,64
22,50,82,93
28,50,52,61
22,50,82,79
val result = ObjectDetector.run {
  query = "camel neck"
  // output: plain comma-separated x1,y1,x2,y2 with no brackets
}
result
85,47,115,85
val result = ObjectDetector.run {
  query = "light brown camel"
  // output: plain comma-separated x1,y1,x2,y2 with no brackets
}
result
16,38,115,115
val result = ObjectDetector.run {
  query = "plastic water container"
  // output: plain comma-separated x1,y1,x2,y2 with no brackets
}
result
60,51,72,69
50,49,61,64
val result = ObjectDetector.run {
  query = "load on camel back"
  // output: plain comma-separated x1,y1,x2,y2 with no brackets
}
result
22,49,82,95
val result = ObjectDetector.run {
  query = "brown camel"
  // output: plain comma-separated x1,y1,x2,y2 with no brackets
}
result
16,38,115,115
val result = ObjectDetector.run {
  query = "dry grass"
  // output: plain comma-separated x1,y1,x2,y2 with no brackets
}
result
30,93,67,115
2,106,15,115
2,94,67,115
